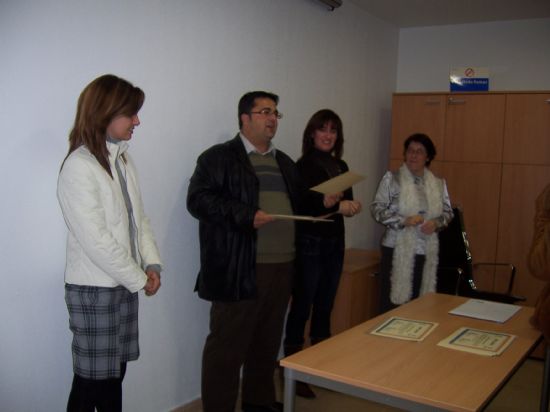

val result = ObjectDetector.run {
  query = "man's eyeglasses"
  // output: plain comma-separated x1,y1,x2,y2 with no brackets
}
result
250,108,283,119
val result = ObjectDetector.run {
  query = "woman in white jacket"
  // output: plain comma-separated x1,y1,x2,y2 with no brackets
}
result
57,74,162,412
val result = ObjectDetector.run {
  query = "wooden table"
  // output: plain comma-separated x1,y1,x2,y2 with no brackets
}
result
280,293,541,412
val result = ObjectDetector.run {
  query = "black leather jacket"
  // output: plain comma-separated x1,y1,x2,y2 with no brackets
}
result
187,135,309,301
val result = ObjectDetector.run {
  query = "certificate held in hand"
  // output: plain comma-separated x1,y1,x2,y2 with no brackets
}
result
310,171,365,194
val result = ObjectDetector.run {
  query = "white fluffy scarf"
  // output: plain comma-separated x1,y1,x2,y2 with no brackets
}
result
390,164,443,304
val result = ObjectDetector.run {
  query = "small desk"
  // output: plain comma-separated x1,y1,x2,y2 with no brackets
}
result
330,248,380,335
281,293,541,412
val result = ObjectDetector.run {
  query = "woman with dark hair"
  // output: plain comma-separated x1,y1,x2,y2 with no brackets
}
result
284,109,361,398
57,74,162,411
371,133,453,314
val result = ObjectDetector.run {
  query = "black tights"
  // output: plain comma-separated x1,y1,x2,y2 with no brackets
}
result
67,363,127,412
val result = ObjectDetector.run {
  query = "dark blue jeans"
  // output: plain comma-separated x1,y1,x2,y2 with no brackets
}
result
284,234,345,347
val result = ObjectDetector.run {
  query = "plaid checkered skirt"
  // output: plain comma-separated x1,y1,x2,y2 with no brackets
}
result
65,284,140,379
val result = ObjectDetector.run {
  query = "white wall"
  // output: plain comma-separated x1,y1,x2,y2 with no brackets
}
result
396,18,550,92
0,0,398,410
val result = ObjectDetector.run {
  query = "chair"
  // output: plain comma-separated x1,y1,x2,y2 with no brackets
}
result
436,206,525,304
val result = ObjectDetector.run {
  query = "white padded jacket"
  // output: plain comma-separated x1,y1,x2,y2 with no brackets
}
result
57,140,162,293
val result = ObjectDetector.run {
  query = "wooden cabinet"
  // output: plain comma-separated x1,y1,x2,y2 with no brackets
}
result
444,94,505,162
330,249,380,335
440,162,501,263
497,164,550,302
390,94,446,159
302,249,380,345
389,92,550,306
503,93,550,165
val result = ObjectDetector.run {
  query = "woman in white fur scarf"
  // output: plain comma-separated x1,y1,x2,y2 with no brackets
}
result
371,133,453,313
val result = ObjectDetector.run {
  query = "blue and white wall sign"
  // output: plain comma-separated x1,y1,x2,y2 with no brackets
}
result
450,67,489,91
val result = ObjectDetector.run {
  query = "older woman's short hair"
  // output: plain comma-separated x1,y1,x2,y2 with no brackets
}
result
403,133,437,166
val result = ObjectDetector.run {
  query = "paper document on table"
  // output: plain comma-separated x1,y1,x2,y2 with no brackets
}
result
438,327,516,356
270,214,332,222
370,317,438,341
310,171,365,194
449,299,521,323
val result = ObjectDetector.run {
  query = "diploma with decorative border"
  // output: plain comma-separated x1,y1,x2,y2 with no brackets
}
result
370,317,438,341
438,327,516,356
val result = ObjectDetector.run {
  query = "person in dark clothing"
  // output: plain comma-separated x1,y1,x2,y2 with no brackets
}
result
283,109,362,398
187,93,338,412
528,183,550,341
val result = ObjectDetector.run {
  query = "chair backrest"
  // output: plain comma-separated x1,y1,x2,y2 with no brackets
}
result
436,207,521,303
437,207,475,295
438,207,471,267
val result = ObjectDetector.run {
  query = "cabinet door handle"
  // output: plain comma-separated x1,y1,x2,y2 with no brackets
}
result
448,97,466,105
545,99,550,104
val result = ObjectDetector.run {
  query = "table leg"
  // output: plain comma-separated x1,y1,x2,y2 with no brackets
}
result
283,368,296,412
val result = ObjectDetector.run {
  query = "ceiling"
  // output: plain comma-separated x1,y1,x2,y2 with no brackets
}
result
350,0,550,28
